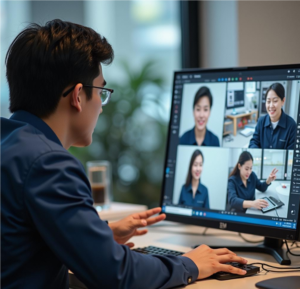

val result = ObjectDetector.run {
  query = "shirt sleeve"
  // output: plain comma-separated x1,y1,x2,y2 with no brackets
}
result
23,151,198,289
249,119,262,148
227,178,244,211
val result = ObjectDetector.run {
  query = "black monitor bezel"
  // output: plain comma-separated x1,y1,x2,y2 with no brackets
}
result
160,63,300,242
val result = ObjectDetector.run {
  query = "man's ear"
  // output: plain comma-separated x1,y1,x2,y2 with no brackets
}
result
70,84,83,112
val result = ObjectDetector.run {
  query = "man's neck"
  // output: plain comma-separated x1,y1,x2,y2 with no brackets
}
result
42,114,71,149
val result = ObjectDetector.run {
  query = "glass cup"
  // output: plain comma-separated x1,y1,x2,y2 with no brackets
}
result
86,161,112,211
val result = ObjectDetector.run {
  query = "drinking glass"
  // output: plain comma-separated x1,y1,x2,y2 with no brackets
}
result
86,161,112,211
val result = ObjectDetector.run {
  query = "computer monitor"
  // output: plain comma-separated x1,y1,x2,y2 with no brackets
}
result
160,64,300,265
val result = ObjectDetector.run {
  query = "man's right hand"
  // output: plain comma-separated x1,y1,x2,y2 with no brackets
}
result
183,244,247,279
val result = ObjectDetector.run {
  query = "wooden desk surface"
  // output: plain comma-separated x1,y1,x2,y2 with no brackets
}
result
69,221,299,289
131,222,300,289
226,110,257,119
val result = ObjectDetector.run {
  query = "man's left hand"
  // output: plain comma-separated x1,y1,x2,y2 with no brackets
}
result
108,207,166,248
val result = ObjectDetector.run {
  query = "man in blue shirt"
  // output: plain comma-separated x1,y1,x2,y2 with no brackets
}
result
1,19,247,288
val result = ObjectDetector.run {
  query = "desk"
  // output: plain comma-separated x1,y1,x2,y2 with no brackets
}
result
131,222,300,289
70,221,300,289
226,111,258,136
97,202,147,221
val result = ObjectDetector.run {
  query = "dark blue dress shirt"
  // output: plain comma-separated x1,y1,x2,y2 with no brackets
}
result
1,111,198,289
179,127,220,147
227,172,270,212
178,182,210,209
249,110,296,149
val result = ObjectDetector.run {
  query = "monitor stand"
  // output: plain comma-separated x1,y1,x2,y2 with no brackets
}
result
195,237,291,265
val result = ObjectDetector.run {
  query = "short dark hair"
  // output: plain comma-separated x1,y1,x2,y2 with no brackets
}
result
185,149,204,187
6,19,114,117
265,83,285,101
193,86,213,108
229,151,253,178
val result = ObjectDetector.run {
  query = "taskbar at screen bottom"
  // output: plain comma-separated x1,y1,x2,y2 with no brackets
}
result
162,206,297,230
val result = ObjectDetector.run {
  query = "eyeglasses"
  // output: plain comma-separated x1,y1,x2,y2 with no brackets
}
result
62,85,114,106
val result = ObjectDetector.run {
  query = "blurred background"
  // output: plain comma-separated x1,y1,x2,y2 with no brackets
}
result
1,1,300,207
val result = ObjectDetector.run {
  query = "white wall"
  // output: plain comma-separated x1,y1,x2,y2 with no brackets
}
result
200,2,300,68
200,1,238,68
238,1,300,66
179,82,227,144
172,146,230,210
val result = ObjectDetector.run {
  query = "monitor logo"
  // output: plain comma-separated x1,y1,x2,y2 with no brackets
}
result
219,222,227,229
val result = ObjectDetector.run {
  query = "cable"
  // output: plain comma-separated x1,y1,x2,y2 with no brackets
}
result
202,227,208,235
238,233,264,243
284,239,300,257
249,262,300,273
274,208,279,217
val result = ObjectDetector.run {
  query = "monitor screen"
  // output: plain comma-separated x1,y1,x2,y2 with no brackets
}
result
160,64,300,242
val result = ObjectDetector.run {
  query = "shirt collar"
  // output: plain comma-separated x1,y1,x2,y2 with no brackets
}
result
236,173,251,186
190,127,210,146
10,110,62,146
264,109,287,128
187,181,203,194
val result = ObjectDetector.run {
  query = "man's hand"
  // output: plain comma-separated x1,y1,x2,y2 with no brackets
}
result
183,244,248,279
108,207,166,248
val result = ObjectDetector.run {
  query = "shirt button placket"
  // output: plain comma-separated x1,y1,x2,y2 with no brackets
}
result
270,125,273,148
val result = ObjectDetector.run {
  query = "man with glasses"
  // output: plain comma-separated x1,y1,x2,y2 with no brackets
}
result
1,19,247,289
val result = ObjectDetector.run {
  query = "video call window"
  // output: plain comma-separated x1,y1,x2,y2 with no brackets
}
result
223,80,299,150
179,83,226,147
225,148,292,218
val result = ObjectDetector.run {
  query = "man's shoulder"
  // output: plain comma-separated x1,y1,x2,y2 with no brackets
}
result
2,117,63,152
1,117,77,173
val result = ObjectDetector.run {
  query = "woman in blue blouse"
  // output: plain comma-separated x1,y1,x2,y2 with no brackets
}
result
180,86,220,147
227,151,278,212
178,149,209,208
249,83,296,149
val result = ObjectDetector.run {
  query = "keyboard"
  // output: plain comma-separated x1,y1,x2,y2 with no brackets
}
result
132,246,260,280
132,246,183,256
